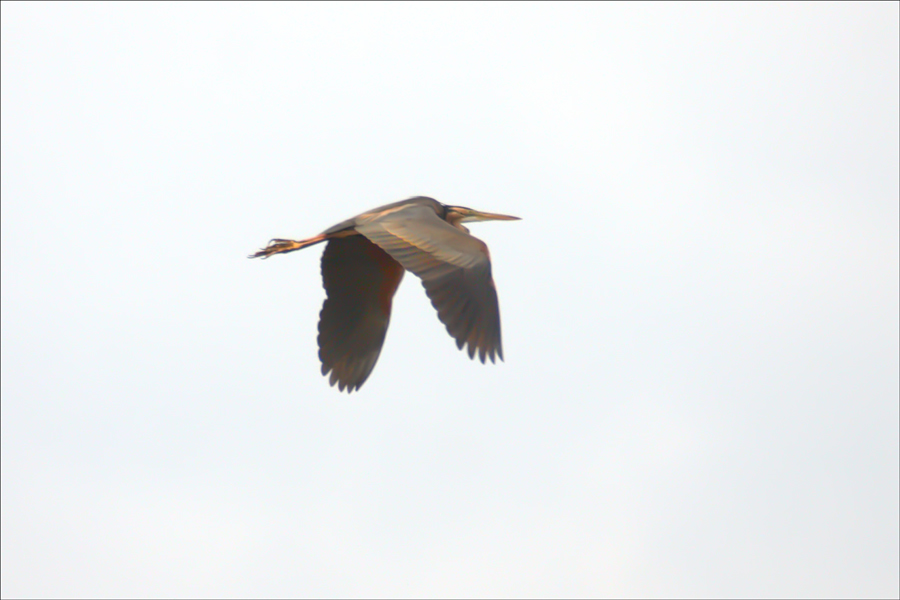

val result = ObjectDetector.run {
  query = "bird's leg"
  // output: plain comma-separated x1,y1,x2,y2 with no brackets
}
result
248,233,327,259
249,239,304,259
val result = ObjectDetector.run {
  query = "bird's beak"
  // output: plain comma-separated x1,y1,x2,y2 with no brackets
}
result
464,209,521,223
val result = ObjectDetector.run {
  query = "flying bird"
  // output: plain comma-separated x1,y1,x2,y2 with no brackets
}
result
249,196,520,393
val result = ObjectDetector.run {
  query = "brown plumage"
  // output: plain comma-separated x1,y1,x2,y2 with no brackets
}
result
250,196,519,392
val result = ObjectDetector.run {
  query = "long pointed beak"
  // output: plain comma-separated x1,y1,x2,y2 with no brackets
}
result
468,210,521,222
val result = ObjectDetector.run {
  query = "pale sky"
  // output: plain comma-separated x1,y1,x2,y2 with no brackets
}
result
1,2,898,598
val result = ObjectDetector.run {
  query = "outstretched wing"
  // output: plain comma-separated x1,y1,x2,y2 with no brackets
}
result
357,203,504,363
318,235,405,392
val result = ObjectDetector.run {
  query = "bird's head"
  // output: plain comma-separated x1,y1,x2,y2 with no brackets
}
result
444,205,521,230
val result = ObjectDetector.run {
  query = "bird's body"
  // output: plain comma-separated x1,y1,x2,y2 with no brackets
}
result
250,197,519,392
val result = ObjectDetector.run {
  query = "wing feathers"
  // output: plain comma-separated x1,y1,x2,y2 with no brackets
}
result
357,204,504,363
317,236,404,392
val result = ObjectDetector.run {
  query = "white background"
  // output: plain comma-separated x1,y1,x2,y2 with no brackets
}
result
2,2,898,598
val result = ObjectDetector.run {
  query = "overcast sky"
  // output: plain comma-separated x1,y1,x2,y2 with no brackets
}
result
2,2,898,598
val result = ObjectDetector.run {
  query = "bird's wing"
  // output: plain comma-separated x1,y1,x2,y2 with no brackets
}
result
318,235,405,392
357,203,504,363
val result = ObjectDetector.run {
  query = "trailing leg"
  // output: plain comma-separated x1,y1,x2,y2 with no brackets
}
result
248,233,328,259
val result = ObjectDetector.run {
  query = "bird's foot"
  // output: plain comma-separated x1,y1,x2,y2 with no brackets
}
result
248,238,304,259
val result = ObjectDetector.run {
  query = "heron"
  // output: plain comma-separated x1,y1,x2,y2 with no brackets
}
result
249,196,520,393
